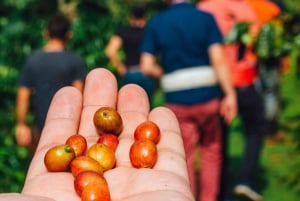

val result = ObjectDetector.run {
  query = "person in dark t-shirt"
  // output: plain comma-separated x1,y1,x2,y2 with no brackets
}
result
16,13,86,154
105,3,157,106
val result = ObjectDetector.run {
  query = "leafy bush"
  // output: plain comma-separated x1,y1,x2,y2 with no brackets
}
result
0,65,30,192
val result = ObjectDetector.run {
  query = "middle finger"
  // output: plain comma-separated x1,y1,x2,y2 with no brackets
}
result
78,68,118,145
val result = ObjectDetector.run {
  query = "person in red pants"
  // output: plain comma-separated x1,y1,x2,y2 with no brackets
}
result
140,1,237,201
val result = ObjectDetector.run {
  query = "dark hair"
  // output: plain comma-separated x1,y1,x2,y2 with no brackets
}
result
131,3,146,19
47,14,70,40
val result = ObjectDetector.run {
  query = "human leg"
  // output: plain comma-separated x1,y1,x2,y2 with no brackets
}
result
167,99,222,201
218,121,233,201
166,104,200,198
234,86,265,201
189,99,222,201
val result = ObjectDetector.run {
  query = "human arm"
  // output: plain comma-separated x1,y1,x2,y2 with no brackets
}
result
105,35,127,76
15,87,32,146
209,43,237,123
2,68,194,201
140,52,163,78
139,16,163,79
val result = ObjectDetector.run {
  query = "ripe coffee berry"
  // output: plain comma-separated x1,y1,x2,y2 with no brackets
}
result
44,144,75,172
134,121,160,144
129,139,158,168
74,171,108,197
97,134,119,152
93,107,123,136
65,134,87,157
87,143,116,171
70,156,103,177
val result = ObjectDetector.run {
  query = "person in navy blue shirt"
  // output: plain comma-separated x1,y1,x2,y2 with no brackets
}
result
140,1,237,201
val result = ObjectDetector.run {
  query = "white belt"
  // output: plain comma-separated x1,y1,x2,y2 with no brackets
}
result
161,66,218,92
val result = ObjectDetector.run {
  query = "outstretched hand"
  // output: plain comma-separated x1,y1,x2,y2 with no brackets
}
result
0,68,194,201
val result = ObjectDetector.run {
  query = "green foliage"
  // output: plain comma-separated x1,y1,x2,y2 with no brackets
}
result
254,13,300,61
224,22,253,45
262,139,300,194
0,135,30,193
0,65,30,192
254,21,283,59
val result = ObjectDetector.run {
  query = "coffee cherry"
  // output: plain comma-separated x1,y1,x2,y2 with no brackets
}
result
65,134,87,157
129,139,158,168
93,107,123,136
87,143,116,171
44,144,75,172
70,156,103,177
134,121,161,144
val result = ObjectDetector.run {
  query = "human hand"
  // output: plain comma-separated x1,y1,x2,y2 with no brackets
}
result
3,68,194,201
15,123,32,146
220,92,238,124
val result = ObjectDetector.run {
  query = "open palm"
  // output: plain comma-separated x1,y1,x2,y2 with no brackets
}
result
2,68,194,201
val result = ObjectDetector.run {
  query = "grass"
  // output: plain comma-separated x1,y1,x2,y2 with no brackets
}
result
261,140,300,201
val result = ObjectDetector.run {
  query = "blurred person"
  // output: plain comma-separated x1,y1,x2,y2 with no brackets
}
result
0,68,195,201
105,3,158,107
198,0,280,200
140,1,238,201
15,13,86,155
